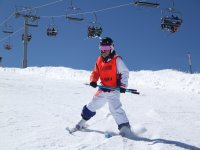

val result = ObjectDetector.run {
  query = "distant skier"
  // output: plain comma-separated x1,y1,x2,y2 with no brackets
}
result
75,37,133,137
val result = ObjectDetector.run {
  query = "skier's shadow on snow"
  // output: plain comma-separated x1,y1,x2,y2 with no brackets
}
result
130,135,200,150
83,128,200,150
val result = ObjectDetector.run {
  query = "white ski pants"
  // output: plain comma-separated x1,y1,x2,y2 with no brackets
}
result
86,90,129,125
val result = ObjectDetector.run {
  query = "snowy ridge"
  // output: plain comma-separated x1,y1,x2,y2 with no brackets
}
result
1,67,200,94
130,69,200,94
0,67,90,81
0,67,200,150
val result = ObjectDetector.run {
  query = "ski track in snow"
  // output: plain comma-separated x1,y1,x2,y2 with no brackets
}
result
0,67,200,150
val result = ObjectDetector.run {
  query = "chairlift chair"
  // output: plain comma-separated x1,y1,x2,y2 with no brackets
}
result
47,25,58,36
66,8,84,21
46,17,58,37
88,26,102,38
66,16,84,21
161,0,183,33
95,26,103,37
26,23,38,27
134,0,160,8
161,15,182,33
87,13,103,38
2,24,14,34
26,16,39,27
88,26,95,38
4,43,12,50
66,0,84,21
22,33,32,42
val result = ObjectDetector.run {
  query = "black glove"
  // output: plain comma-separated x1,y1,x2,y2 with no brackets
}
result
90,82,97,88
120,87,126,93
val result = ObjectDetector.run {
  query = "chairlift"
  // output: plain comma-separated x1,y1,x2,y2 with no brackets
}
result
66,0,84,21
134,0,160,8
87,13,103,38
4,42,12,50
161,1,183,33
22,33,32,42
26,16,39,27
161,15,182,33
46,18,58,37
3,36,12,50
26,21,39,27
47,25,58,37
2,24,14,34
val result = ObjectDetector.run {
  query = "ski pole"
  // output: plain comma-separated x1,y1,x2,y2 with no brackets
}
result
84,83,140,95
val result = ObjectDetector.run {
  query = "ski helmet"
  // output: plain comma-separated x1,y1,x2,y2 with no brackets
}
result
100,37,115,53
100,37,113,46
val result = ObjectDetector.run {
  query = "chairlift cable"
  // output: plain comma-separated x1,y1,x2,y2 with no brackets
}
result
40,2,133,18
93,12,97,23
71,2,133,16
0,12,15,26
0,0,66,26
33,0,65,10
0,27,23,43
172,0,175,10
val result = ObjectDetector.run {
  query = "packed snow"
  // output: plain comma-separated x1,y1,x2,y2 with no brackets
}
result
0,67,200,150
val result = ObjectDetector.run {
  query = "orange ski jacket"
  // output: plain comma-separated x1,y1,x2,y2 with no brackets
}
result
90,56,121,87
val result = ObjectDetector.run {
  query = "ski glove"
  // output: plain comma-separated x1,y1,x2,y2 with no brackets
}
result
90,82,97,88
120,87,126,93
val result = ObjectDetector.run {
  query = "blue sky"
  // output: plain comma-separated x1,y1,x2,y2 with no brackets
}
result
0,0,200,73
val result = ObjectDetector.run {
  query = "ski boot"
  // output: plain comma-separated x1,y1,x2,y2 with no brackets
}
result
66,119,87,134
119,123,133,138
75,119,86,130
119,126,133,137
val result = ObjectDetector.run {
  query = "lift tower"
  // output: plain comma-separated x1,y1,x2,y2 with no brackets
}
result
15,7,40,68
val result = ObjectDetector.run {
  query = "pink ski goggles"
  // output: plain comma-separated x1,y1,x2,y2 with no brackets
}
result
99,45,111,52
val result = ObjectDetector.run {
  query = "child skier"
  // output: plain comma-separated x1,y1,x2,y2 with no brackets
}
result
76,37,132,137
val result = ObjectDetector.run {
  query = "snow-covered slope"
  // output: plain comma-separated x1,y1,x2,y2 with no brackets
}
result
0,67,200,150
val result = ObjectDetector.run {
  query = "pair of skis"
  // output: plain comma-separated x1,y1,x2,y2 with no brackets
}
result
66,126,114,138
66,125,146,139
